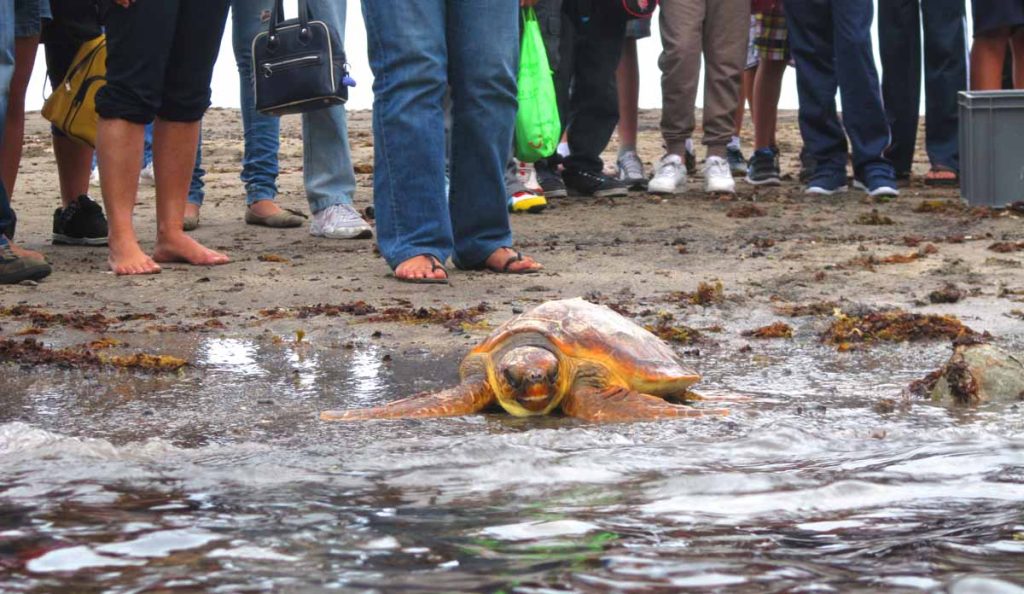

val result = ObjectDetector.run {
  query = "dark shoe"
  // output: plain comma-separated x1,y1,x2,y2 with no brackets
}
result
562,168,628,198
726,146,748,176
805,170,849,196
852,173,900,200
0,241,52,284
745,148,782,186
52,195,108,246
535,162,567,198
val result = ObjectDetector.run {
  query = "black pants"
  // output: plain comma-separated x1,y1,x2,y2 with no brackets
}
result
539,0,626,174
878,0,967,174
95,0,229,124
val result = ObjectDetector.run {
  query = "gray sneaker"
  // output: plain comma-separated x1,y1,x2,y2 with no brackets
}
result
0,241,51,284
726,146,748,176
616,150,648,191
309,204,373,239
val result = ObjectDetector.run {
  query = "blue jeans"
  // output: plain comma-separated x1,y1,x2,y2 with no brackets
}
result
228,0,356,213
878,0,967,174
361,0,518,269
786,0,895,178
0,0,15,243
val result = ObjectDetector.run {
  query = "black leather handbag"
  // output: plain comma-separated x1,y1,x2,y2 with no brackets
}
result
252,0,351,116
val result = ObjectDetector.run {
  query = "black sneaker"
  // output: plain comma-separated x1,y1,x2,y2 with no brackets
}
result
0,240,51,284
535,161,567,198
53,195,108,246
746,148,782,186
562,168,629,198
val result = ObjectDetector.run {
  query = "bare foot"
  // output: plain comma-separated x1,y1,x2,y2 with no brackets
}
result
395,254,448,282
249,199,283,218
483,247,543,274
9,242,46,262
153,232,230,266
109,237,161,275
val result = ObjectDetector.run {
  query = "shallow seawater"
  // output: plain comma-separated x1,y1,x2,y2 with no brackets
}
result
1,334,1023,593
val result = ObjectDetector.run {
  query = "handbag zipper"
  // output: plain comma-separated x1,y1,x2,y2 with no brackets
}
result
261,55,321,77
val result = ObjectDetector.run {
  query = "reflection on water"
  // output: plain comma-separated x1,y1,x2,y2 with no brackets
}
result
1,335,1023,592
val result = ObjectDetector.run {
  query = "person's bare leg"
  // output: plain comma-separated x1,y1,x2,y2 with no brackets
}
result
150,118,229,266
96,118,159,275
733,64,756,137
0,36,40,197
616,38,640,151
1013,30,1024,89
971,30,1010,91
752,59,786,149
53,135,94,207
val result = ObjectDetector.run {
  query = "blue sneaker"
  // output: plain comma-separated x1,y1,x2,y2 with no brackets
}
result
853,174,900,200
805,171,849,196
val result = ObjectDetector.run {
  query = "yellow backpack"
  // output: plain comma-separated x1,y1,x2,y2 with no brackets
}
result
42,34,106,147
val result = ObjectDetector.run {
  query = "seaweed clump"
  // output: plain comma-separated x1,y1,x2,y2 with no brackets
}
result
821,310,976,351
742,322,794,339
0,338,187,372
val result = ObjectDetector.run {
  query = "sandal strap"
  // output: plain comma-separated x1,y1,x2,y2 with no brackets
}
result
502,249,524,272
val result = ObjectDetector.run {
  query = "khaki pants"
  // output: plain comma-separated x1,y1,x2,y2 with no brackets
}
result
658,0,750,158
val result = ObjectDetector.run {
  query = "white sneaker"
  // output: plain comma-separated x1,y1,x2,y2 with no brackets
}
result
309,204,373,239
647,154,687,195
139,163,156,187
703,156,736,194
89,168,100,187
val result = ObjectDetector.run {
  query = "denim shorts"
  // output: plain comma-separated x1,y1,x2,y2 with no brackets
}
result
15,0,53,38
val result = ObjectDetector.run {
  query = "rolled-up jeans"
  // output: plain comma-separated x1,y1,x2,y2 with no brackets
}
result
361,0,518,269
222,0,357,213
0,0,15,242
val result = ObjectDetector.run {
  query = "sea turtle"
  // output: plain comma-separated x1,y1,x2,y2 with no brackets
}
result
320,298,731,422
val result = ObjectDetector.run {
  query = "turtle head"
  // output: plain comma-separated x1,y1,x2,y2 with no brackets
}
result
494,346,563,415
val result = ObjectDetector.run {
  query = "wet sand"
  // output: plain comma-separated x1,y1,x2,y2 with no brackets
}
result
2,108,1024,363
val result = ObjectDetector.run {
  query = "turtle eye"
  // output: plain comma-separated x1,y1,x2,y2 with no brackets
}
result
503,368,520,387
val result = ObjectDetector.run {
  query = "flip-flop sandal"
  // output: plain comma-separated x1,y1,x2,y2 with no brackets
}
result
924,166,959,187
393,254,450,285
482,248,542,274
244,207,308,228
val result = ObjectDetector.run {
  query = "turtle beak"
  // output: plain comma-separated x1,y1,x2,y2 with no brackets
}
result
516,375,554,411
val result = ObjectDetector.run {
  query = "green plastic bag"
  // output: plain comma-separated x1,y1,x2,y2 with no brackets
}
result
514,7,560,163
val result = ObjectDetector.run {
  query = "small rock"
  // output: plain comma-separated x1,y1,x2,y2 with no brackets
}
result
18,280,38,287
928,344,1024,405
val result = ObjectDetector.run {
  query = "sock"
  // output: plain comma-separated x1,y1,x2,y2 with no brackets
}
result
684,138,695,155
618,144,637,157
557,142,570,158
728,136,741,151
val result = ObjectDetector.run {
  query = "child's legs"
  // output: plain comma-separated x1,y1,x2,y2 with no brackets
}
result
616,37,639,150
753,59,786,150
734,66,756,136
971,28,1011,91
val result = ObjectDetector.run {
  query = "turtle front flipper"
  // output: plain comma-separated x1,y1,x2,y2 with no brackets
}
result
320,381,495,421
561,386,729,422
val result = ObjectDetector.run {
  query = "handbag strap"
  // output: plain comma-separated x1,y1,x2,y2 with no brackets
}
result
268,0,312,42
